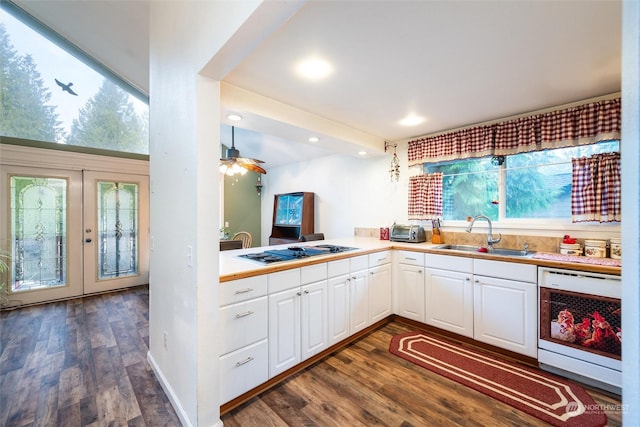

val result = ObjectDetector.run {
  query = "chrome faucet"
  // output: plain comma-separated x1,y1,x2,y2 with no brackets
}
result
466,215,502,248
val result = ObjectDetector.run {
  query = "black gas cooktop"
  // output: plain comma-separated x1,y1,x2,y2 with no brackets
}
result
239,244,357,264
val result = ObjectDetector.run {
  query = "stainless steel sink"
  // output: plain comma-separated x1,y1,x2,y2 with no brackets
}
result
434,244,533,257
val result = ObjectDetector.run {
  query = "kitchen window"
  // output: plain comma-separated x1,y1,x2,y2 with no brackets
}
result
425,140,619,222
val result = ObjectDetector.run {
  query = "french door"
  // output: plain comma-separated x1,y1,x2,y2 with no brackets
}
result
0,165,149,307
83,171,149,294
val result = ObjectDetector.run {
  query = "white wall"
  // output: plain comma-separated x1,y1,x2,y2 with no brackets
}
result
148,2,263,426
261,145,413,242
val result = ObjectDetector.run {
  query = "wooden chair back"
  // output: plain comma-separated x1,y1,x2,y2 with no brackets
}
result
232,231,253,248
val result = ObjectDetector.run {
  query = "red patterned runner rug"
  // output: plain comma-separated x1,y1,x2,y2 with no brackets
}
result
389,331,606,427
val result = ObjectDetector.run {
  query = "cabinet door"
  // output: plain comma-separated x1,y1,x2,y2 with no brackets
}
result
349,269,369,334
473,275,537,358
268,287,301,377
397,263,425,322
425,268,474,338
301,280,328,360
328,274,350,345
219,339,268,404
369,263,392,323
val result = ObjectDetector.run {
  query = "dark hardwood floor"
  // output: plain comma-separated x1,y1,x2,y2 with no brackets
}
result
0,286,180,427
1,287,622,426
222,322,622,427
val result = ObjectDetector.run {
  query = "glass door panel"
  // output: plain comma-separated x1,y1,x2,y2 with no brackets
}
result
0,166,83,307
83,171,149,293
97,180,139,280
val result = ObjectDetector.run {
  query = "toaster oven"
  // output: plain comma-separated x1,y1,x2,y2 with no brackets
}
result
389,224,426,243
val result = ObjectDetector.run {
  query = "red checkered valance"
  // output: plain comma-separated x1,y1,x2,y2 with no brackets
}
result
571,152,621,223
408,173,443,220
408,98,620,165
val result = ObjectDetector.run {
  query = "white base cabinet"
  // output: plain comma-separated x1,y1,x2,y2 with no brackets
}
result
268,265,328,378
301,279,328,361
395,251,425,322
328,259,351,345
473,259,537,358
349,255,370,334
425,268,474,338
219,339,268,404
219,248,539,405
218,275,269,403
268,285,302,377
368,251,392,324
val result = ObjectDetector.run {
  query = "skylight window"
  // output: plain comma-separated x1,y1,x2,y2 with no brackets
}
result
0,4,149,154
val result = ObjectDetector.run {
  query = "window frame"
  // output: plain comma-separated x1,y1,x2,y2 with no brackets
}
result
424,143,622,236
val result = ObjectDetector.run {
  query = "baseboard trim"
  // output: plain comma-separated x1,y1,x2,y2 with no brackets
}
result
147,351,193,427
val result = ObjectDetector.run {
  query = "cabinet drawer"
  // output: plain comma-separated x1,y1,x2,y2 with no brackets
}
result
395,250,424,266
369,250,391,267
301,263,327,284
328,259,350,278
425,253,473,273
268,268,301,294
350,255,369,272
219,296,268,355
474,259,536,283
220,339,268,404
219,275,267,306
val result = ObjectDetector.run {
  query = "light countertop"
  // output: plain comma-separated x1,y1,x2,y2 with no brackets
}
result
219,237,620,282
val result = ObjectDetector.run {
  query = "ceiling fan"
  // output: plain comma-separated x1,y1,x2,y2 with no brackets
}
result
220,126,267,175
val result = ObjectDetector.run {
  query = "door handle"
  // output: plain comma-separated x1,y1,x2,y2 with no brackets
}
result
85,238,92,243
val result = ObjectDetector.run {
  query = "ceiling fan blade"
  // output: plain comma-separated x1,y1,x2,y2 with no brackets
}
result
236,157,265,165
239,162,267,174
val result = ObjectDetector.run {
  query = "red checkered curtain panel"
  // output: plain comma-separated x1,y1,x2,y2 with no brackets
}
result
571,152,621,223
408,98,620,164
408,173,443,219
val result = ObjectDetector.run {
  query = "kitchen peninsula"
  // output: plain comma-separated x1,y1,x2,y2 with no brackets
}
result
220,236,621,281
218,236,621,412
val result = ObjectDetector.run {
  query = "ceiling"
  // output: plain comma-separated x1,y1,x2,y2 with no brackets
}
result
12,0,622,169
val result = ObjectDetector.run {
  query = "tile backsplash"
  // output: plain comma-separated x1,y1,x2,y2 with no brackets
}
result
354,227,618,254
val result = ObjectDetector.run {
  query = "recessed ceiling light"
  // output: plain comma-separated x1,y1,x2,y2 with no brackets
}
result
358,151,368,156
227,114,242,121
295,58,333,80
308,136,320,142
399,114,425,126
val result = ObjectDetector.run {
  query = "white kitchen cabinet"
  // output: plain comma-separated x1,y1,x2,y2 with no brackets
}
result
425,267,474,338
396,266,425,322
395,251,425,322
349,255,369,334
300,278,328,360
473,259,537,358
368,251,392,324
268,286,300,377
219,339,268,404
219,275,269,403
327,259,350,345
268,265,328,377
